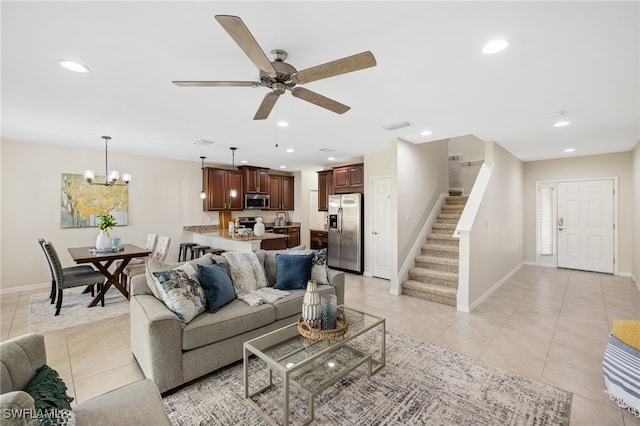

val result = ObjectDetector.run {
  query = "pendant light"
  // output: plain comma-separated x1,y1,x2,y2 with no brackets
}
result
199,156,206,199
229,147,238,198
84,136,131,186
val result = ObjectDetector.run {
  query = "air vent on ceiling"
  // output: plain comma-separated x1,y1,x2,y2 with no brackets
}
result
383,121,411,131
193,139,215,146
319,148,335,152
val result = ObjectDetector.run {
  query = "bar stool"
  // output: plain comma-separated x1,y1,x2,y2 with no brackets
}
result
204,248,225,256
190,245,209,259
178,242,198,262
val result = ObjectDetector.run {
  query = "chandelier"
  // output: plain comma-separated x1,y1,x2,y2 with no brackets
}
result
84,136,131,186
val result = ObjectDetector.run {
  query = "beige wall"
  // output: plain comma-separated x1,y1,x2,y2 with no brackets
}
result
0,140,312,290
458,141,524,309
632,141,640,282
396,138,449,266
522,152,633,275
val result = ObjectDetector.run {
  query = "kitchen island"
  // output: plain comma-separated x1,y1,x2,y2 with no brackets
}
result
183,225,288,252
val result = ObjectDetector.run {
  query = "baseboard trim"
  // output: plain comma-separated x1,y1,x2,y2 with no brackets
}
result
0,282,49,295
458,261,524,312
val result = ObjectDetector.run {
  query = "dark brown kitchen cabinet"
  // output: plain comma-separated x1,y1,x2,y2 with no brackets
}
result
202,167,244,211
274,226,300,248
333,163,364,193
238,165,269,194
317,170,333,211
310,230,328,250
269,175,294,210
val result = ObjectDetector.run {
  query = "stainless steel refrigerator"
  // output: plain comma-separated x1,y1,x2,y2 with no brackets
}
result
328,193,363,274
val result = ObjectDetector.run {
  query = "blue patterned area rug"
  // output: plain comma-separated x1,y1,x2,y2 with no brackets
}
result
163,329,572,425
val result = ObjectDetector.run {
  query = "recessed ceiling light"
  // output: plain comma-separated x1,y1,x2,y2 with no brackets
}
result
59,60,90,73
285,148,295,153
240,160,248,164
420,130,432,136
564,148,576,153
327,157,335,161
277,121,289,127
554,121,571,127
482,39,509,54
279,165,286,169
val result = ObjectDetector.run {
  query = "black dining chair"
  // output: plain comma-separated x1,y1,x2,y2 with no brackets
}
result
41,240,106,316
38,238,97,304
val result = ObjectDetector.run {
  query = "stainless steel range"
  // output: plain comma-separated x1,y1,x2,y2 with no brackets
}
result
238,216,273,232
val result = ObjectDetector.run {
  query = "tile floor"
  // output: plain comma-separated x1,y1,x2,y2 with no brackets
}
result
1,265,639,425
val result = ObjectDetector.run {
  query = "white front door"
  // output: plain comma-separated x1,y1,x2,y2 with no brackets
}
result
557,179,614,273
372,177,391,279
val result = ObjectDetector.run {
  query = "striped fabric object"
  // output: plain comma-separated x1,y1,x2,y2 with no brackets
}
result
603,335,640,417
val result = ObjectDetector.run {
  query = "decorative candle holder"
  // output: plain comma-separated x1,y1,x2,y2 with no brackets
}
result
321,294,337,330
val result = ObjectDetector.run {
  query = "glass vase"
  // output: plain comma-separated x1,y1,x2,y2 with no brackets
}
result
321,294,337,330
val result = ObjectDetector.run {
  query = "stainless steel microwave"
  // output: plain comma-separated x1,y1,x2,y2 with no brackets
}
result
244,194,270,210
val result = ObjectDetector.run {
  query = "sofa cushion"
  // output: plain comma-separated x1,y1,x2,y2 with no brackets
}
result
271,284,336,320
274,253,314,290
197,264,236,313
182,300,275,350
152,269,207,327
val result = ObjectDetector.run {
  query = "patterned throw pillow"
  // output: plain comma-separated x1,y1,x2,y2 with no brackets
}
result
152,269,207,327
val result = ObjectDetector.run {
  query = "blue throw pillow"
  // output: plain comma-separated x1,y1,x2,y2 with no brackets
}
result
197,263,236,313
274,253,314,290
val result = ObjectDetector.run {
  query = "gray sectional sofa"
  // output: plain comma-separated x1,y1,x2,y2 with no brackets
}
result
129,249,345,394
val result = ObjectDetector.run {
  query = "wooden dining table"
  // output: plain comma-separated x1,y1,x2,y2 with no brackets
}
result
68,244,151,307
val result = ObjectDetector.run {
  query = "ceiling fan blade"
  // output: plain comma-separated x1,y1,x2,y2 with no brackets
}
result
292,51,377,84
172,81,260,87
290,87,350,115
253,92,280,120
215,15,276,77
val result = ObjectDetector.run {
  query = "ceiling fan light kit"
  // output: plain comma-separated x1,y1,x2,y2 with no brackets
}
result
172,15,377,120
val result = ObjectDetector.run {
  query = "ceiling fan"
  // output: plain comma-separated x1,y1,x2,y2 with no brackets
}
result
172,15,377,120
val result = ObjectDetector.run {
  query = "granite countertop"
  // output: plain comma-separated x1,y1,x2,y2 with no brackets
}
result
183,225,286,241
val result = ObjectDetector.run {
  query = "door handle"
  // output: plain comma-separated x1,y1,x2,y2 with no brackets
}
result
372,231,378,235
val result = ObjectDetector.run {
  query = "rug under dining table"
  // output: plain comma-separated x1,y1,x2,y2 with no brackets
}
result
29,286,130,334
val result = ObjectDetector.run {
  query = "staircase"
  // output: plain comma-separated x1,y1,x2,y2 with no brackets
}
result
401,194,468,307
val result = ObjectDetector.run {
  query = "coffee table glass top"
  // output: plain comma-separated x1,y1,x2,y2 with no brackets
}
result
245,306,384,371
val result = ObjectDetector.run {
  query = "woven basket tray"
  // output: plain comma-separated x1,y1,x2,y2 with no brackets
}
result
297,313,349,340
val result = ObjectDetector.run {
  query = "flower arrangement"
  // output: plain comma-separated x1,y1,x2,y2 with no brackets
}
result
97,213,116,233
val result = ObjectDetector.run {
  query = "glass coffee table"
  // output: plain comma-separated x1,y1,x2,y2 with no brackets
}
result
243,306,385,425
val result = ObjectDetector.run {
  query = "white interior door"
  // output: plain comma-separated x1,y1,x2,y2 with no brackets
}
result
372,177,391,279
557,179,614,273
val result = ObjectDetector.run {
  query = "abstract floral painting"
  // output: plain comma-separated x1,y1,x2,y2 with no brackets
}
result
60,173,128,228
